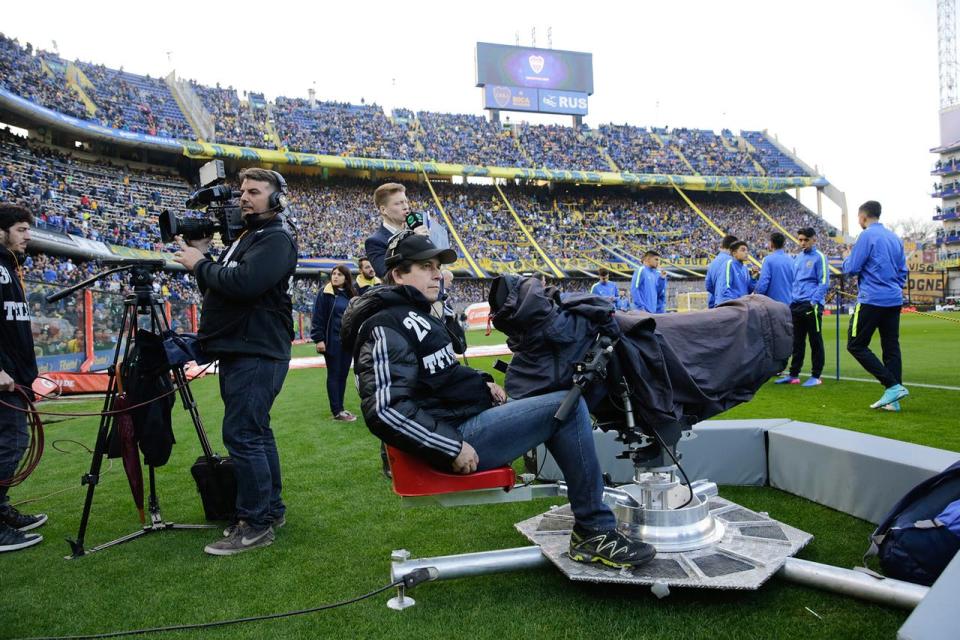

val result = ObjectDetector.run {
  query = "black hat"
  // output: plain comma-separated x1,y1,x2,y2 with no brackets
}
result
385,230,457,268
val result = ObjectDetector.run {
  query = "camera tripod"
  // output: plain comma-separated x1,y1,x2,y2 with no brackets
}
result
47,260,220,559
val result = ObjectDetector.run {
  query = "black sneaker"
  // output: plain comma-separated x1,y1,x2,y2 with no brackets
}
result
569,526,656,569
0,522,43,553
224,515,284,537
0,506,48,532
205,521,274,556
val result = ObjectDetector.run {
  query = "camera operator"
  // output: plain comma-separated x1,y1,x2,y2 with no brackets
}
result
173,168,297,556
0,204,47,553
342,232,656,569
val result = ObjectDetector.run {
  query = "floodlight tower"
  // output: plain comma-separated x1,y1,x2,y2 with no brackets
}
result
939,0,958,108
935,0,960,297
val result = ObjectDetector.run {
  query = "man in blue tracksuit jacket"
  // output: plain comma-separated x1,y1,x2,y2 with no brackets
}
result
842,200,910,410
704,234,738,309
590,268,618,301
631,251,666,313
755,232,794,305
776,228,829,387
714,241,756,305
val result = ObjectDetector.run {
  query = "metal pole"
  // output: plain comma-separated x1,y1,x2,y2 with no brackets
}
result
836,276,842,381
391,546,547,583
777,558,928,610
391,548,929,611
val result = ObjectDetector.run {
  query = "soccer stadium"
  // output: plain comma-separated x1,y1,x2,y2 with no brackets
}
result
0,4,958,639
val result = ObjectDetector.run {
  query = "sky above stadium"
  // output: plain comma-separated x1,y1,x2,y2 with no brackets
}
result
2,0,939,234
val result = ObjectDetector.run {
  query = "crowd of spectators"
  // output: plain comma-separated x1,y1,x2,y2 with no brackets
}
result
191,82,275,148
1,33,814,177
518,124,610,172
417,112,523,167
272,98,414,159
668,128,761,176
0,34,89,121
598,125,690,174
76,62,193,139
0,131,190,251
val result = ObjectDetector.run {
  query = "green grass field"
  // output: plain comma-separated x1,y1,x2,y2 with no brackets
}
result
2,315,957,639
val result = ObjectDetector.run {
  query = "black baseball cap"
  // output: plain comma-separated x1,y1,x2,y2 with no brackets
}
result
385,230,457,268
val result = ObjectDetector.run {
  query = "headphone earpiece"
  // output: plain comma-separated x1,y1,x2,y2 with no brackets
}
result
268,170,288,212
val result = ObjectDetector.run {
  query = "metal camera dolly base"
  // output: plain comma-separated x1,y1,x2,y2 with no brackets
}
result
516,496,812,593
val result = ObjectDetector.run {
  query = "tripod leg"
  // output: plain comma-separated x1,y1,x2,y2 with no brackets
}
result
68,301,137,558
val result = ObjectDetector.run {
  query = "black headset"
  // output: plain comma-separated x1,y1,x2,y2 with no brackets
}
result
267,170,288,213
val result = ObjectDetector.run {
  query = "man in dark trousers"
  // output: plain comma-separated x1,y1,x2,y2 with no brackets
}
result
343,231,656,570
842,200,909,411
0,204,46,553
174,168,298,555
776,228,829,387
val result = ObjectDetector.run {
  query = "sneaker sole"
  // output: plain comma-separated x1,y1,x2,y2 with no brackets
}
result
569,548,656,569
17,514,48,532
0,533,43,552
204,537,274,556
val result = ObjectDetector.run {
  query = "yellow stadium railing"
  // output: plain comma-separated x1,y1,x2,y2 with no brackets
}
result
493,184,565,278
669,178,761,268
733,184,841,275
419,168,486,278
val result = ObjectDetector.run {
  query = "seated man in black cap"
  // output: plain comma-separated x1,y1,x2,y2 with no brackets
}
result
341,231,656,569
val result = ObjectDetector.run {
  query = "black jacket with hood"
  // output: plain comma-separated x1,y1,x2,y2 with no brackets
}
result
194,217,298,360
341,285,492,468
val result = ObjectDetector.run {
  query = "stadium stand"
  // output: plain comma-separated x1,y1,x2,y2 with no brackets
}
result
417,111,524,167
272,97,414,158
0,35,90,121
190,82,275,148
518,123,609,171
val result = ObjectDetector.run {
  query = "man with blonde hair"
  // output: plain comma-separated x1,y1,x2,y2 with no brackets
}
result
364,182,448,278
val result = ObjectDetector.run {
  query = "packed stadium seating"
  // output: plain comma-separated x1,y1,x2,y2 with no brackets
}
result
191,82,275,148
0,131,189,250
0,33,811,176
417,111,523,167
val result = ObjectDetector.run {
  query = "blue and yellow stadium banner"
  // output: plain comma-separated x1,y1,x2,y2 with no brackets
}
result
180,141,826,193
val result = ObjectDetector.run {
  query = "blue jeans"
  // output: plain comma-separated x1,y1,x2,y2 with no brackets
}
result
458,390,616,532
219,356,288,528
0,392,28,510
324,339,351,415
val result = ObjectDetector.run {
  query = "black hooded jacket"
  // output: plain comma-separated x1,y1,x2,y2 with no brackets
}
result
194,217,297,360
0,248,37,387
341,285,493,468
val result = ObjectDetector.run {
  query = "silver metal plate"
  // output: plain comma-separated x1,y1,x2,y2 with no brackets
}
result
515,496,812,590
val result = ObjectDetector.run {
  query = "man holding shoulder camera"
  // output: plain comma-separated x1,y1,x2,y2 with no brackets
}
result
173,168,298,556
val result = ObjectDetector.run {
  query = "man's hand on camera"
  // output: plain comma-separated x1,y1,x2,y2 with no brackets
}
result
487,382,506,405
315,341,326,354
452,441,479,474
0,369,15,393
173,236,206,271
413,225,429,237
185,234,213,253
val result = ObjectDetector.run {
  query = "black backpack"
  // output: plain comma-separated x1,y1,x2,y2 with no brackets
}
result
865,460,960,586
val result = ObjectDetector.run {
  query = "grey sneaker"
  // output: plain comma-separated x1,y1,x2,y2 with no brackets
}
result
205,521,274,556
0,522,43,553
224,515,284,537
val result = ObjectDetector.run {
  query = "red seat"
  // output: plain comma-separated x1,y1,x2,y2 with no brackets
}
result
385,445,516,497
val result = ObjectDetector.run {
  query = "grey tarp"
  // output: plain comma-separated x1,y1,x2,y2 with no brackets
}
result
490,275,793,428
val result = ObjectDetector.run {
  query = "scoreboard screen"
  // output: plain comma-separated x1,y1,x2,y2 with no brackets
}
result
476,43,594,95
